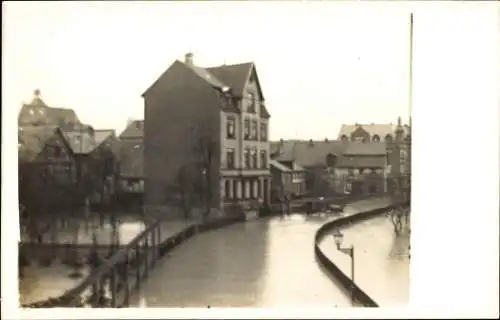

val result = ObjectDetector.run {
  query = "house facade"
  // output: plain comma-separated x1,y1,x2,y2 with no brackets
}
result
114,138,144,211
333,142,388,196
18,126,77,219
85,130,121,207
337,117,411,198
142,53,271,218
271,139,389,198
270,160,306,202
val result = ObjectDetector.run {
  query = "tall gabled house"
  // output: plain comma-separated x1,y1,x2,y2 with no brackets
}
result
142,53,271,218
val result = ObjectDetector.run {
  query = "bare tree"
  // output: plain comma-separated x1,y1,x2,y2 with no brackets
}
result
191,122,217,222
175,165,192,219
387,206,410,236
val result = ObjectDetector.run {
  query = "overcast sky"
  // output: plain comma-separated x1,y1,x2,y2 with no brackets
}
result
2,1,495,139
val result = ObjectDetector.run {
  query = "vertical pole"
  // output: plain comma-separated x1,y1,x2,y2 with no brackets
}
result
124,254,130,306
151,228,155,268
409,13,414,119
110,265,117,307
144,235,149,278
136,243,141,290
351,246,355,305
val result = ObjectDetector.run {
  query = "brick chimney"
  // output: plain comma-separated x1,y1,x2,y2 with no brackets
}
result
185,52,194,66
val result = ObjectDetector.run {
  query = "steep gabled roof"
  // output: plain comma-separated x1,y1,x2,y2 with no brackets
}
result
119,120,144,139
142,57,269,118
271,140,389,169
18,125,63,162
63,131,96,155
207,62,270,118
270,159,292,172
337,156,386,169
18,90,81,127
293,140,347,167
271,140,296,161
94,129,115,146
206,62,254,98
343,142,387,156
292,162,306,172
117,139,144,178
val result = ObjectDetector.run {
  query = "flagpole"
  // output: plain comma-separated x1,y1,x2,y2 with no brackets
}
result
409,13,413,124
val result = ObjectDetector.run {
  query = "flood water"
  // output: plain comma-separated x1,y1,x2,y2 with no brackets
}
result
320,216,410,307
131,214,352,308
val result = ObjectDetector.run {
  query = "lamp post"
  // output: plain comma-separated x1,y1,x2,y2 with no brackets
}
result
333,228,355,305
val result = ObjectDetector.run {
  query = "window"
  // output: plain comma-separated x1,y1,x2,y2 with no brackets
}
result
326,153,337,167
251,120,258,140
260,123,267,141
226,117,236,139
385,134,393,143
369,184,377,195
244,119,250,140
345,182,352,194
260,150,267,168
372,135,380,142
244,148,250,168
341,135,348,142
251,148,258,168
74,135,82,144
226,148,235,168
225,180,231,199
247,93,256,113
54,146,62,157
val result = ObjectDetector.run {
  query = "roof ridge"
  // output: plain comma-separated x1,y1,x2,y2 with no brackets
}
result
206,61,254,69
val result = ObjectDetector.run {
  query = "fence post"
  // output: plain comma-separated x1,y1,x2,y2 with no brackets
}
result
144,235,149,278
151,227,156,268
110,265,117,307
124,254,130,306
135,243,141,291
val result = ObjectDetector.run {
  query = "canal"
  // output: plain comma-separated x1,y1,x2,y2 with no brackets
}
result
131,214,353,308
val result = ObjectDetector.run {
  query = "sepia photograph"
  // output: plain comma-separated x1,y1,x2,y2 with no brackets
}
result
3,1,498,317
13,1,413,309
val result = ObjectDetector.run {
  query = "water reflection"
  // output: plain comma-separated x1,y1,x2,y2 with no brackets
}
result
320,216,409,307
132,215,352,307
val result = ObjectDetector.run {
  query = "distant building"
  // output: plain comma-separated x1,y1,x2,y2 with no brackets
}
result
337,117,411,199
85,129,121,206
119,120,144,140
18,126,76,217
114,138,144,211
17,90,120,207
271,139,389,197
270,159,306,201
18,89,97,155
142,53,271,218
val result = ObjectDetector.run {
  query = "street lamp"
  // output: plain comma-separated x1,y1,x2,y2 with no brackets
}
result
333,228,355,304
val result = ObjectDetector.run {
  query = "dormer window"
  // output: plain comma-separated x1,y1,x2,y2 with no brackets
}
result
341,135,348,142
385,134,393,143
372,135,380,142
